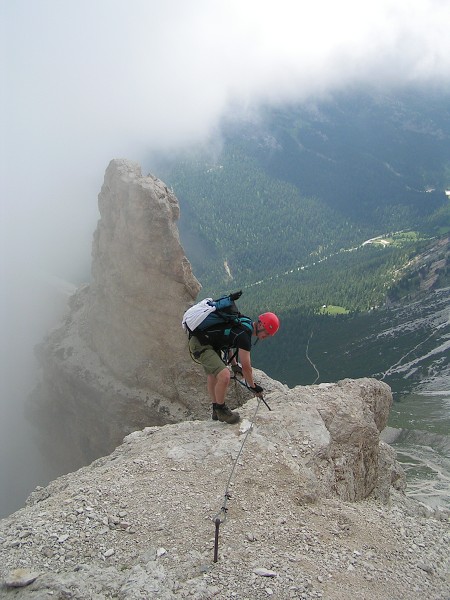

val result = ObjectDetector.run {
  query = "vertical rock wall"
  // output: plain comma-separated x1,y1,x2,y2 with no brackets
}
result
85,160,200,385
29,160,212,473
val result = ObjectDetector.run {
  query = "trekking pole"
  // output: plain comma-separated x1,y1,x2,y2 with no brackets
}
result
231,375,272,411
259,394,271,411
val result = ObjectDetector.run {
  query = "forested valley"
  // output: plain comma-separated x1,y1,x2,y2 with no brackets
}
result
152,88,450,389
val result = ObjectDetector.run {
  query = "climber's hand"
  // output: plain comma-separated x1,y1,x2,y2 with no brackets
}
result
250,384,264,397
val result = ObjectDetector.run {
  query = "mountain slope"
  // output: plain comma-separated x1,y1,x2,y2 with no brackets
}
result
152,88,450,394
154,87,450,308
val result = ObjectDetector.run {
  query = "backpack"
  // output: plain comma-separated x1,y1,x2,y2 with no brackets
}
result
181,291,253,339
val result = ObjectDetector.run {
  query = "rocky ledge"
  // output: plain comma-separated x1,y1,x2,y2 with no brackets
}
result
2,378,449,599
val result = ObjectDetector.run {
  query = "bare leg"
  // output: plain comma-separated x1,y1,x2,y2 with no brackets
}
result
208,368,239,424
207,368,230,405
207,374,217,403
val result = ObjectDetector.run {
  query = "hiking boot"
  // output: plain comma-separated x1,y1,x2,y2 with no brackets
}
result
212,403,240,424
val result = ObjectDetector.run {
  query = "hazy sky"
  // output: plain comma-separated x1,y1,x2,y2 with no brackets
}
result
1,0,450,515
2,0,450,279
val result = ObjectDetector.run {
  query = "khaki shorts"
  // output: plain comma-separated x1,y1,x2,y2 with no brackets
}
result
189,336,226,376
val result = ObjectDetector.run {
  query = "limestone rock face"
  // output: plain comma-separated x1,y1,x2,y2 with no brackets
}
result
311,378,395,501
85,159,200,382
247,375,404,502
29,160,209,473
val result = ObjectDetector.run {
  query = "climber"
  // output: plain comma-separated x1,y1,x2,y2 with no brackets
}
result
189,311,280,424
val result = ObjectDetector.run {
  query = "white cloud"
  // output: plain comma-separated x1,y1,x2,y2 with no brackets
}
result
0,0,448,329
4,1,450,158
1,0,449,282
1,0,450,292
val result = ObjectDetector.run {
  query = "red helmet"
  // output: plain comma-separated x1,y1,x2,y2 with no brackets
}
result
258,312,280,336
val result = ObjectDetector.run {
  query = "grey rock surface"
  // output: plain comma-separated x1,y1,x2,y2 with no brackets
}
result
86,159,200,382
3,378,449,599
29,160,212,472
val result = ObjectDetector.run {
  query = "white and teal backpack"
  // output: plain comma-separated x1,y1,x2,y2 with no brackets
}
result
181,292,253,337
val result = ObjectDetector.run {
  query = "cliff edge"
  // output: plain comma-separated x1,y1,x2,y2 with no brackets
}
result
2,379,449,599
